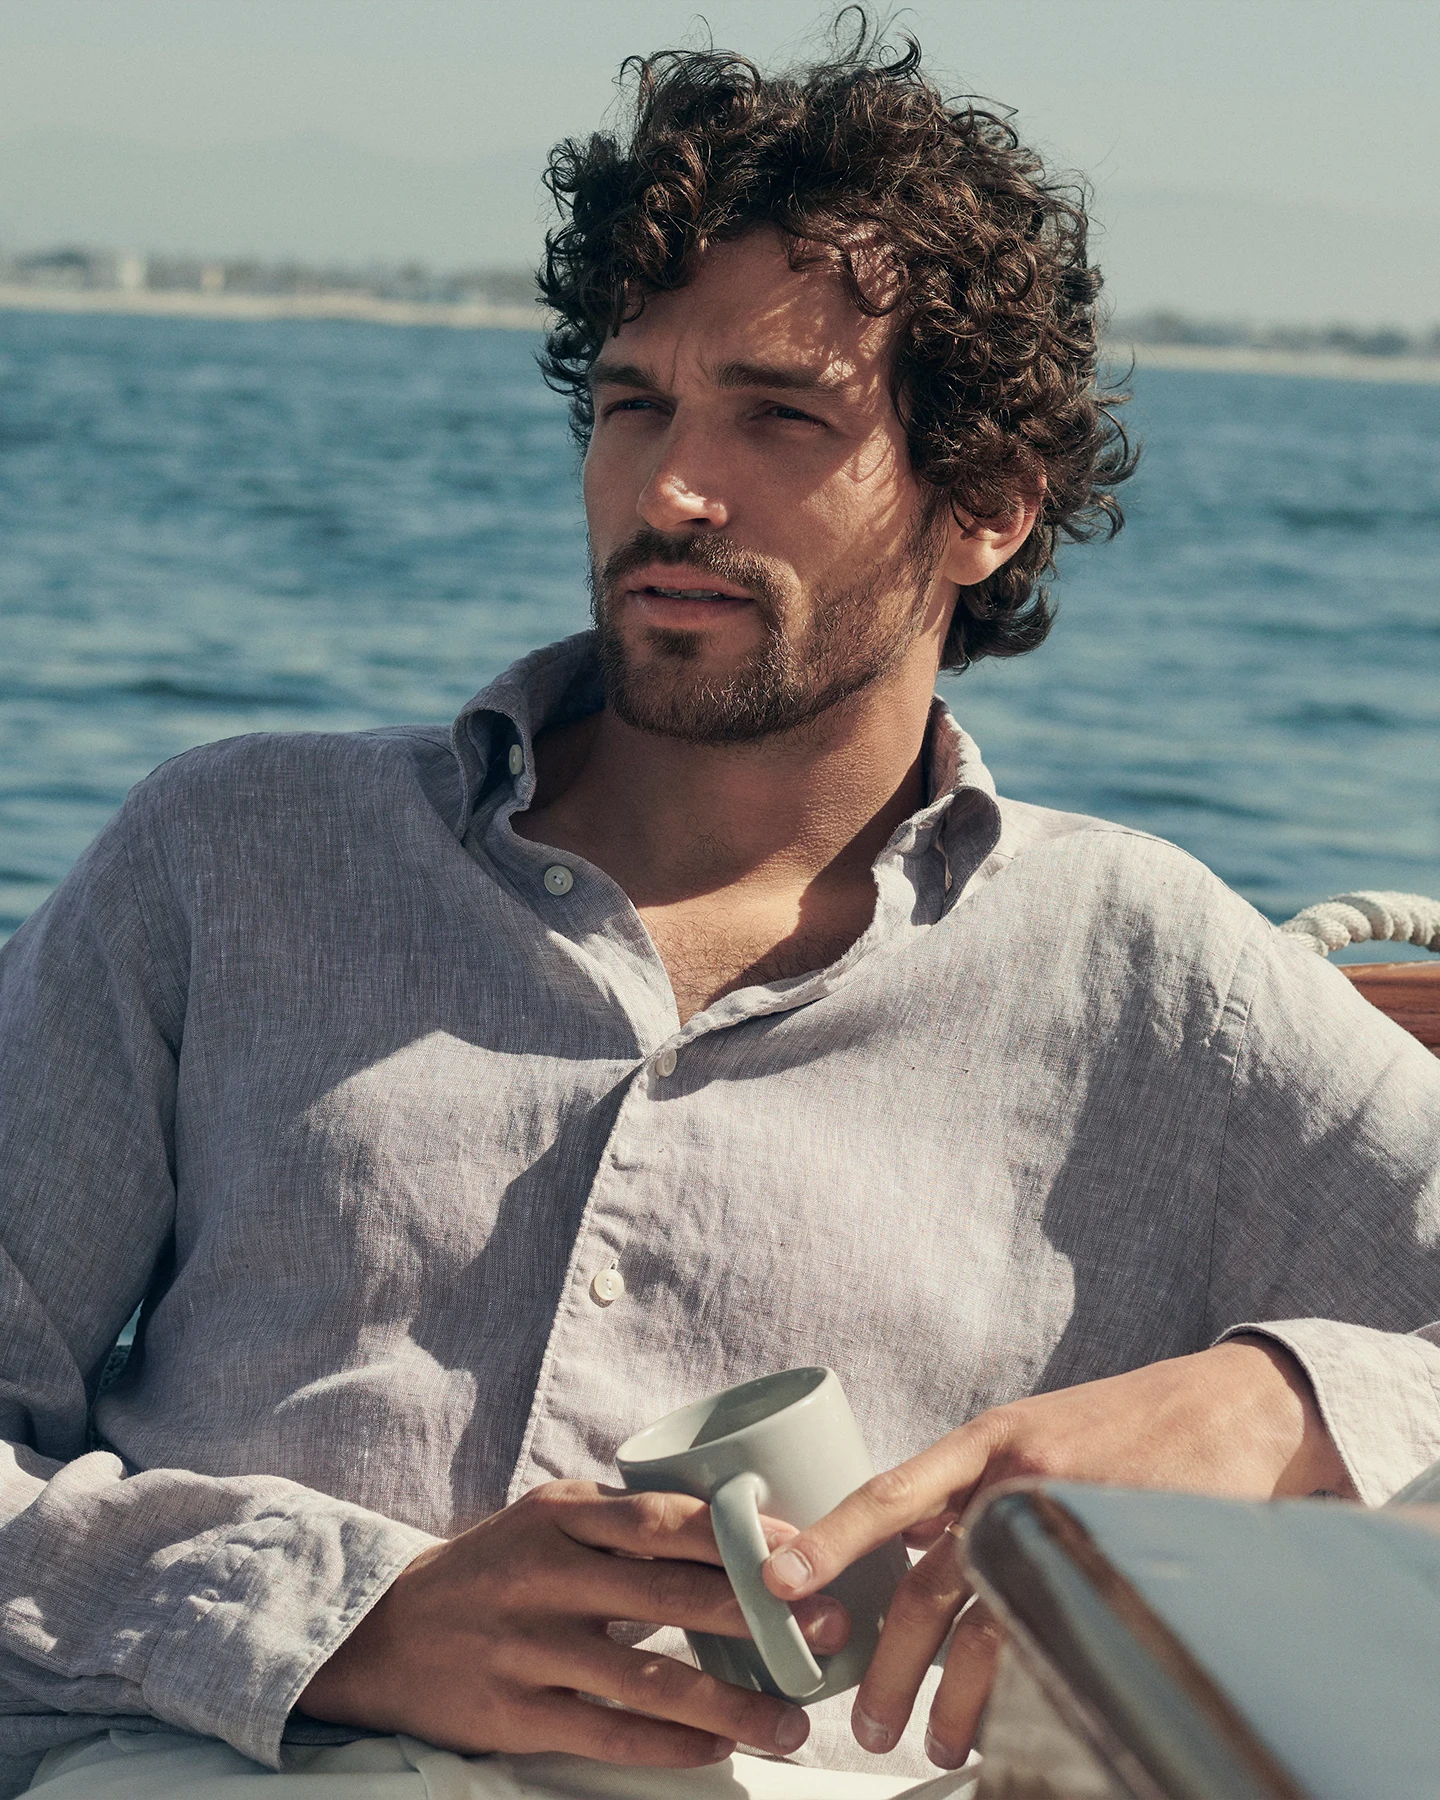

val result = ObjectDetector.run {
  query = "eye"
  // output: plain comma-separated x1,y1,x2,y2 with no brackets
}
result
603,396,662,417
764,403,823,425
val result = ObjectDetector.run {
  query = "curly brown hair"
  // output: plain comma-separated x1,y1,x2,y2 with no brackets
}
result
538,8,1136,670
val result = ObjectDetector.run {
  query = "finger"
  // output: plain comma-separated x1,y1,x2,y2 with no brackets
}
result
513,1689,739,1768
923,1598,1004,1770
765,1431,991,1599
546,1484,720,1560
562,1540,755,1634
850,1526,972,1756
549,1484,798,1565
579,1639,811,1760
798,1592,851,1654
902,1513,960,1552
546,1536,849,1650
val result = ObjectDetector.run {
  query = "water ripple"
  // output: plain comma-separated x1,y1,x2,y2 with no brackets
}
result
2,309,1438,938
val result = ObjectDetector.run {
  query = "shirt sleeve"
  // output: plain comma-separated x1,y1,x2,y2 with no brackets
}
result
1206,922,1440,1506
0,783,437,1779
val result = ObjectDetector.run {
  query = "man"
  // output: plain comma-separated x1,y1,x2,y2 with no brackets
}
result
2,22,1438,1797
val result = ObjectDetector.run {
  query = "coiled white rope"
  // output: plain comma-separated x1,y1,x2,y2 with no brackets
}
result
1279,890,1440,958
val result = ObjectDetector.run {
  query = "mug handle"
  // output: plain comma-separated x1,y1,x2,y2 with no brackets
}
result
710,1472,825,1700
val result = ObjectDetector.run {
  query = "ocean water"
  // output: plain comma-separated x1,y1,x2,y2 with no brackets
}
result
0,309,1436,953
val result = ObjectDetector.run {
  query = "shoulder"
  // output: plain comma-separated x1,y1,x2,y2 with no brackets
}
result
120,723,462,846
978,794,1436,1075
948,794,1294,1060
85,725,464,935
4,726,465,1011
981,794,1264,949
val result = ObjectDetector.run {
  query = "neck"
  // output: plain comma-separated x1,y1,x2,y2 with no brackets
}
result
516,646,940,908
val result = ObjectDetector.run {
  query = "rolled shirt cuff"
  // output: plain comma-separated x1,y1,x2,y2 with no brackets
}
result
1215,1319,1440,1507
140,1498,438,1770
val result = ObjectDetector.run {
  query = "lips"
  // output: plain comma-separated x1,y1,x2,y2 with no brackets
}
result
620,577,755,631
644,585,740,600
622,564,753,604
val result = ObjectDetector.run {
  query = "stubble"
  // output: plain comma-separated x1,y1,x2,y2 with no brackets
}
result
591,511,945,745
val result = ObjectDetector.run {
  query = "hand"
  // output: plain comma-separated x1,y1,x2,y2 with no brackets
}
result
761,1338,1354,1771
298,1480,846,1767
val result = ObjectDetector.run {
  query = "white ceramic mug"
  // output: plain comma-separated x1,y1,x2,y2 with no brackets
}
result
615,1366,910,1703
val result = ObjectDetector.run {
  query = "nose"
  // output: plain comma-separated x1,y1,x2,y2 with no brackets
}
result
636,420,731,533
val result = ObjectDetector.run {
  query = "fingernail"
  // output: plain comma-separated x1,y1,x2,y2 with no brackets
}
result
763,1522,799,1550
806,1597,849,1654
708,1737,737,1764
769,1548,811,1592
925,1728,966,1770
774,1708,809,1755
852,1708,896,1754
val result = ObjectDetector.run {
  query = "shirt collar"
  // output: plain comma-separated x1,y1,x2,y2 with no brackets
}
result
449,632,1001,891
450,632,602,828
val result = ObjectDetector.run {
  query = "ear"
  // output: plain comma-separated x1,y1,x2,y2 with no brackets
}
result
938,494,1042,588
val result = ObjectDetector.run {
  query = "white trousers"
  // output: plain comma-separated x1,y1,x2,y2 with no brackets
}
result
28,1730,978,1800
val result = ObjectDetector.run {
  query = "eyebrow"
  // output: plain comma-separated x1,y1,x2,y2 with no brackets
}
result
715,359,846,394
588,358,846,395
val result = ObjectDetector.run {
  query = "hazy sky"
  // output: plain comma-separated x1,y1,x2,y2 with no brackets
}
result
2,0,1438,324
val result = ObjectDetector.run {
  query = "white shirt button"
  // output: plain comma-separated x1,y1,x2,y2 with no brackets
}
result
543,864,574,896
508,744,524,776
589,1267,625,1306
654,1047,678,1078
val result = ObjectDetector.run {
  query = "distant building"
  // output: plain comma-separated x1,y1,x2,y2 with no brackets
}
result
15,247,92,289
115,251,147,293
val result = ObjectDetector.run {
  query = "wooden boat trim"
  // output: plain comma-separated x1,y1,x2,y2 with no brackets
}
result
1339,961,1440,1053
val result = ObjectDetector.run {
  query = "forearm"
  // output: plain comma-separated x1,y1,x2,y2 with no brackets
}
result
1215,1333,1355,1497
1217,1320,1440,1505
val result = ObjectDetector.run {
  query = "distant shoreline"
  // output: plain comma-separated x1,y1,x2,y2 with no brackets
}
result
4,283,1440,385
1113,341,1440,385
0,284,537,331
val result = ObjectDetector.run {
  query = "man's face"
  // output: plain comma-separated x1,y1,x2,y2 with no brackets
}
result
582,229,954,743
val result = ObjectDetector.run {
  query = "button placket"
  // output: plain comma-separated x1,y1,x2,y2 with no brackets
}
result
510,1021,811,1501
505,1045,686,1502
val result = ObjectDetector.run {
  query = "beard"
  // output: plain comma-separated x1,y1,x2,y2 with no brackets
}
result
590,511,945,746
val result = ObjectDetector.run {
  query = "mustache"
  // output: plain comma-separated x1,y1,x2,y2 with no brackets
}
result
596,528,790,612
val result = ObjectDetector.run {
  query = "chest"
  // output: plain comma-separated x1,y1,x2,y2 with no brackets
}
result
637,882,878,1022
171,911,1228,1405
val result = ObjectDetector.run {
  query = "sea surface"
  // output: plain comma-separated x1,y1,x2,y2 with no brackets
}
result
1,309,1437,953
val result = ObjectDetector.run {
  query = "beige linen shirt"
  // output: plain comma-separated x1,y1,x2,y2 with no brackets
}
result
2,633,1439,1790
